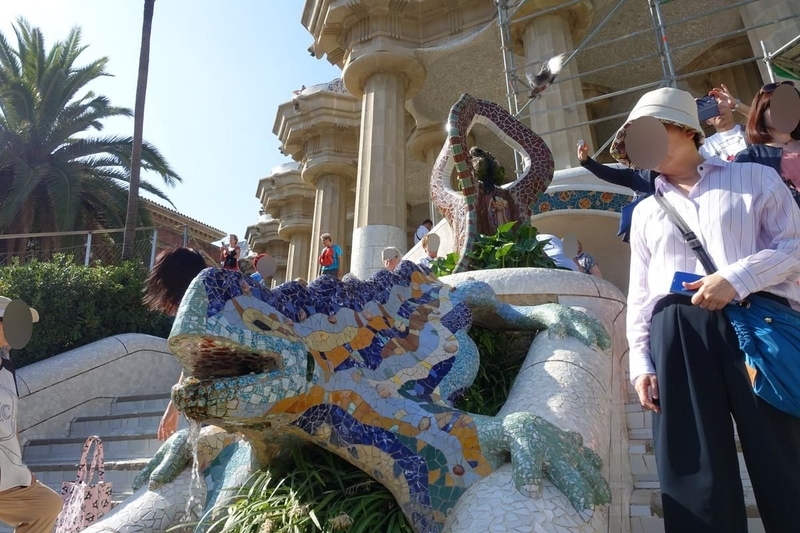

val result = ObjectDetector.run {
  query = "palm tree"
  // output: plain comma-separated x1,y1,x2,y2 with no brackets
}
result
0,18,180,260
122,0,156,261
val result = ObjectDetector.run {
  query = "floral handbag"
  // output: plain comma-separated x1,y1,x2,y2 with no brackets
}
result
54,435,114,532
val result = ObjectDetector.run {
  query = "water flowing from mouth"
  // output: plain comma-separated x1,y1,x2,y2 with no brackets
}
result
183,419,204,527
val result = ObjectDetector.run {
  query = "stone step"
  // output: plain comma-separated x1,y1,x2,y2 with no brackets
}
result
70,410,166,436
629,488,764,533
628,439,749,489
28,458,147,498
110,392,172,416
23,433,163,464
69,410,188,438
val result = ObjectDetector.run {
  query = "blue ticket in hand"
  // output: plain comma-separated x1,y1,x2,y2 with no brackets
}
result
670,271,704,297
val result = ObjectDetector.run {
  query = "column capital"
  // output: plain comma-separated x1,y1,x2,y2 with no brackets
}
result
273,81,362,163
407,124,447,163
509,0,594,56
302,0,496,68
342,46,426,100
303,158,357,188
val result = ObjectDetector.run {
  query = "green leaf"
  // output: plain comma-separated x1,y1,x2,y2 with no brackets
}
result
495,242,514,259
496,221,517,234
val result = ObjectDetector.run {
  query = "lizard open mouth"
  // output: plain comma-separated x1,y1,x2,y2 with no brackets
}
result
169,335,283,380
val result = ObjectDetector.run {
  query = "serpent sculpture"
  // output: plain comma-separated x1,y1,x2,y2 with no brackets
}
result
430,93,555,273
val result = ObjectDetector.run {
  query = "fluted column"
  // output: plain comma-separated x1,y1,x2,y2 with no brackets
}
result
307,173,352,280
344,51,426,279
409,125,448,226
257,163,315,283
511,1,593,170
273,80,361,281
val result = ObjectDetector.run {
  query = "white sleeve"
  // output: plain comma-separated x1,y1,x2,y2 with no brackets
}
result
626,206,657,383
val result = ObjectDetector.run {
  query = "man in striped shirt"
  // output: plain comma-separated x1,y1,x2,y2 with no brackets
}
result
611,87,800,532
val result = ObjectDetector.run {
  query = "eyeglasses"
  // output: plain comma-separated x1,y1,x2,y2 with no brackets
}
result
761,81,796,93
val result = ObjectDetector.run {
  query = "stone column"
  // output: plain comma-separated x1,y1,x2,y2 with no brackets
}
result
282,208,313,282
273,81,361,281
245,216,289,288
258,164,315,283
345,59,424,279
409,125,448,226
307,172,353,280
512,1,594,171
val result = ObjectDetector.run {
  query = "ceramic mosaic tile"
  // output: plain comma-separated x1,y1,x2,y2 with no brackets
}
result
155,264,612,532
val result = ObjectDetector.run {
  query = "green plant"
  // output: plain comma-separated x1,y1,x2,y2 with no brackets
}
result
429,222,557,276
455,326,531,416
195,446,413,533
468,222,556,271
0,254,172,366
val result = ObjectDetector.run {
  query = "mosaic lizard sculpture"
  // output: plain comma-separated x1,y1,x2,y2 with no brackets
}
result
430,94,555,273
129,264,610,533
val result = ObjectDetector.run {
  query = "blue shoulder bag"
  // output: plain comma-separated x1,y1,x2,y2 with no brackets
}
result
655,191,800,418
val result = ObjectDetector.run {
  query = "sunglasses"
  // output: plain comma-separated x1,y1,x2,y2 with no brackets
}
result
761,80,796,93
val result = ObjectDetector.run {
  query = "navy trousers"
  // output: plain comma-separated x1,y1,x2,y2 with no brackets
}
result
650,293,800,532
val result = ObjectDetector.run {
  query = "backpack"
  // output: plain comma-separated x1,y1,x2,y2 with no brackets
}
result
319,246,334,267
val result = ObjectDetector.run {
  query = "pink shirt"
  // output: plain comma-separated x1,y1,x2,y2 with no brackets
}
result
627,157,800,382
781,150,800,189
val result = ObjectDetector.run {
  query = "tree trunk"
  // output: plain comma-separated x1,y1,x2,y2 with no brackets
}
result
122,0,156,261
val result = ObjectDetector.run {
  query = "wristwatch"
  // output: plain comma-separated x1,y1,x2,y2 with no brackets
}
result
733,99,741,111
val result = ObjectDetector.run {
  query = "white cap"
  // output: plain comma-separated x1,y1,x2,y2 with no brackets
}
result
0,296,39,323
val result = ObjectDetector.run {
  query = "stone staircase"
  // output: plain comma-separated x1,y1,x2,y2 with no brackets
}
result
625,388,766,533
22,392,182,508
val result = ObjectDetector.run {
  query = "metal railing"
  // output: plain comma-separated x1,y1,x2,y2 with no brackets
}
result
0,224,198,269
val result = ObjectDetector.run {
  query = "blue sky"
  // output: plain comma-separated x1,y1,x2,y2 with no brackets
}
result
0,1,341,242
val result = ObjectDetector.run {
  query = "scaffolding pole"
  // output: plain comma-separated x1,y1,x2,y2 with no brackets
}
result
495,0,799,164
496,0,526,178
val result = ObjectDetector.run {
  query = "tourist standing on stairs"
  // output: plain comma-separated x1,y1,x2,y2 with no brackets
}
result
613,87,800,532
318,233,343,279
0,297,62,532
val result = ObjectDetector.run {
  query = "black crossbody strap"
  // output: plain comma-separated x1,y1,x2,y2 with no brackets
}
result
653,190,718,275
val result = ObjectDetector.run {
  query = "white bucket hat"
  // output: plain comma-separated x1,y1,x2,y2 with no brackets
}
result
0,296,39,323
610,87,705,168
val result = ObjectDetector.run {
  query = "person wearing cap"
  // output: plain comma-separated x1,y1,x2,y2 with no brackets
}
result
382,247,402,271
613,87,800,531
534,234,579,272
0,297,62,531
417,234,440,269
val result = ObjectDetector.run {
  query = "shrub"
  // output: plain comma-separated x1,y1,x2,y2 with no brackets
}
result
0,255,172,367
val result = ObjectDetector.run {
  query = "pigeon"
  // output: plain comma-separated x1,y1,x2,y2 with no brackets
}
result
526,53,567,100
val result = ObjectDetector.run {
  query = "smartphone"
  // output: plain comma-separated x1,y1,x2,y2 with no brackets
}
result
670,271,703,297
696,95,720,122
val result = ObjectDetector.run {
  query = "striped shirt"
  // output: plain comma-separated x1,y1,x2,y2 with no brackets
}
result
627,157,800,382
